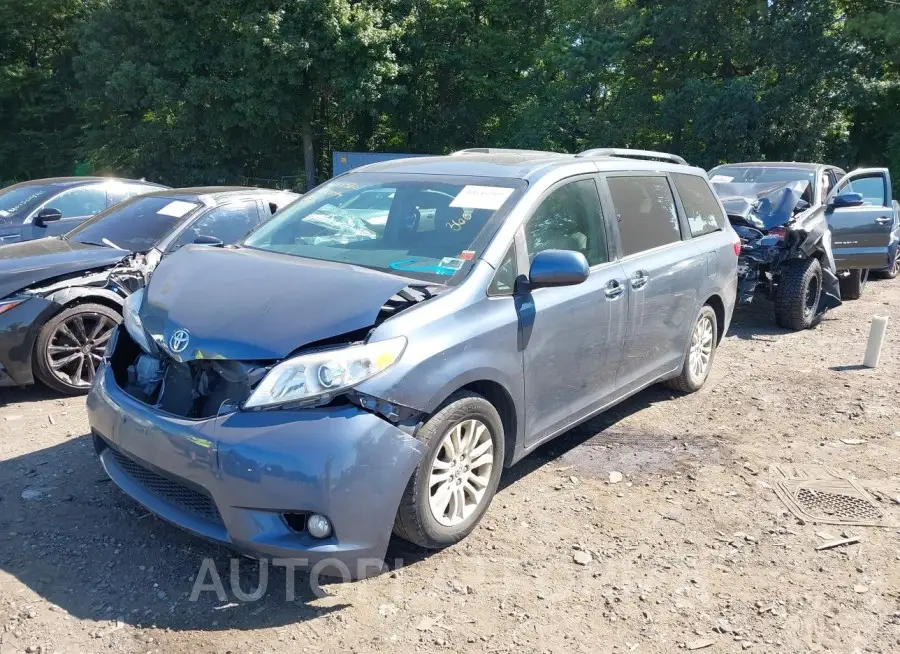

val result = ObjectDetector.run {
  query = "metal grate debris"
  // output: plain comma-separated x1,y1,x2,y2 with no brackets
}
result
771,465,896,528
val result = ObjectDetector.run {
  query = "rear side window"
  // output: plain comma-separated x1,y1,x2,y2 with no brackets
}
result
672,173,725,238
607,176,681,256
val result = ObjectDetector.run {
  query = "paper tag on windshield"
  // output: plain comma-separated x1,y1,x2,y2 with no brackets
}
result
450,186,515,211
709,175,733,183
439,257,465,271
157,200,198,218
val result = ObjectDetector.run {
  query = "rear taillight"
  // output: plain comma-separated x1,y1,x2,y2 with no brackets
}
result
732,234,741,256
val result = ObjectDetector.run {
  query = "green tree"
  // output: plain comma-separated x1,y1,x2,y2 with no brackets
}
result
76,0,399,188
0,0,97,183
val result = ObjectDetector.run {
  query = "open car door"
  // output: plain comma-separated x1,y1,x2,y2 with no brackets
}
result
826,168,896,271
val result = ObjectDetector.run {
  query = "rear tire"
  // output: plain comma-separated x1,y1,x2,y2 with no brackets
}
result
774,258,822,331
33,303,121,395
874,249,900,280
393,391,504,549
839,268,868,300
665,305,718,394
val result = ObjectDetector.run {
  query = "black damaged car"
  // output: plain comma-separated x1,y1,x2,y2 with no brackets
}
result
0,187,297,394
709,162,898,330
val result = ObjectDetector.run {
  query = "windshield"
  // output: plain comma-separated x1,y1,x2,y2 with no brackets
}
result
66,196,201,251
710,166,816,187
0,184,56,221
243,173,526,284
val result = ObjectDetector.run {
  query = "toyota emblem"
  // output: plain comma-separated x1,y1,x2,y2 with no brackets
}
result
169,329,191,353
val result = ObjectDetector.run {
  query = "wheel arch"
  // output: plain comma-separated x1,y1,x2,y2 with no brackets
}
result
422,374,522,468
46,287,126,315
702,293,726,344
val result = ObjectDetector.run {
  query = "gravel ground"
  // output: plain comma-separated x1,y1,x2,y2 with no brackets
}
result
1,278,899,654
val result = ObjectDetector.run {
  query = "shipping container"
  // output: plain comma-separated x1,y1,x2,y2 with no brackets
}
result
332,151,428,177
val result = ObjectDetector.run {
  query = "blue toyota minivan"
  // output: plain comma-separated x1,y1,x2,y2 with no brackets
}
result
86,148,738,576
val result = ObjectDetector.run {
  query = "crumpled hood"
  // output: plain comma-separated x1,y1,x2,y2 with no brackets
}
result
713,180,810,231
0,237,129,299
141,246,414,361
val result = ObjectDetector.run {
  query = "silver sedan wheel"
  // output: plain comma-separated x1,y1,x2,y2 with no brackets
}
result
688,315,714,381
428,419,494,527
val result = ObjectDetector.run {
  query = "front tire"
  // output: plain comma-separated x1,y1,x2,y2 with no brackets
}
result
393,391,505,549
33,303,121,395
774,258,822,331
839,268,868,300
665,305,718,394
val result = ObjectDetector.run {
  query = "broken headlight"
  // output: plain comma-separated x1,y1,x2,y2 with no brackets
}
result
243,337,406,409
123,289,159,356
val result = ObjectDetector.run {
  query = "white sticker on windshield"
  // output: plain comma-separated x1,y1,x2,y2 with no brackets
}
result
709,175,734,183
450,185,515,211
157,200,198,218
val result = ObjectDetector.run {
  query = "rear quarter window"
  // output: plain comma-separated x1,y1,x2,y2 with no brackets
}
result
672,173,725,238
606,176,681,256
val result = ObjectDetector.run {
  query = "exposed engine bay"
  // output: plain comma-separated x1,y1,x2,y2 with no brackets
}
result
713,180,841,314
22,250,161,304
110,283,441,420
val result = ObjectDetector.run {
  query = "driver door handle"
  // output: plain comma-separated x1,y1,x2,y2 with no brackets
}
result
605,280,625,299
631,271,650,289
875,216,891,224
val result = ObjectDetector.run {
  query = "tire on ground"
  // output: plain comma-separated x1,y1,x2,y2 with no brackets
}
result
393,391,505,549
873,250,899,280
839,268,867,300
774,257,822,331
664,304,718,394
33,303,122,395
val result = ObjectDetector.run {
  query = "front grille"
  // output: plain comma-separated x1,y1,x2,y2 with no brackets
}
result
111,449,223,525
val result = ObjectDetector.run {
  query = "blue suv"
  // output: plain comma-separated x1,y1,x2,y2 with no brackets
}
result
87,148,738,576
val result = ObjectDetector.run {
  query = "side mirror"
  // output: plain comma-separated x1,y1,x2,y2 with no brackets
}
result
829,192,865,210
34,207,63,228
528,250,590,289
193,234,224,247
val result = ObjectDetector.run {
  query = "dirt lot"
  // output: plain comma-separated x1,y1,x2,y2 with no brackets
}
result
1,278,899,654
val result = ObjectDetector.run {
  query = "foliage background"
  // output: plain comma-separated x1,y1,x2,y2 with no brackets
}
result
0,0,898,190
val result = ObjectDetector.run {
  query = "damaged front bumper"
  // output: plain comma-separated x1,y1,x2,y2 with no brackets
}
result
87,363,426,577
735,228,841,314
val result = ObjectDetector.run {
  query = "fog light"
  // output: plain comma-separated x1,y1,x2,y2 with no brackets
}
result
307,514,332,539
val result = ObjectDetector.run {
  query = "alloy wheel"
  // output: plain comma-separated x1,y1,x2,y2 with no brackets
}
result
428,419,494,527
688,315,714,381
46,312,115,389
891,252,900,277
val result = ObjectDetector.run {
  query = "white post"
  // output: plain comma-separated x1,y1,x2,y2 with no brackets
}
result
863,315,889,368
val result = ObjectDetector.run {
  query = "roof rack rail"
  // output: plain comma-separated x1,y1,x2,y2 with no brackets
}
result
450,148,560,156
576,148,687,166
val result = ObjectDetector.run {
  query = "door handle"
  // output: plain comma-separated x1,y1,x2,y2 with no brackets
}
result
605,280,625,299
875,216,891,224
630,271,650,289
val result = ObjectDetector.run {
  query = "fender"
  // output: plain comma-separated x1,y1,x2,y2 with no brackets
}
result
46,286,127,311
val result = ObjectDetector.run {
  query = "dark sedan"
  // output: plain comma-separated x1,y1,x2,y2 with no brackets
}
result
0,177,168,245
0,186,298,394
